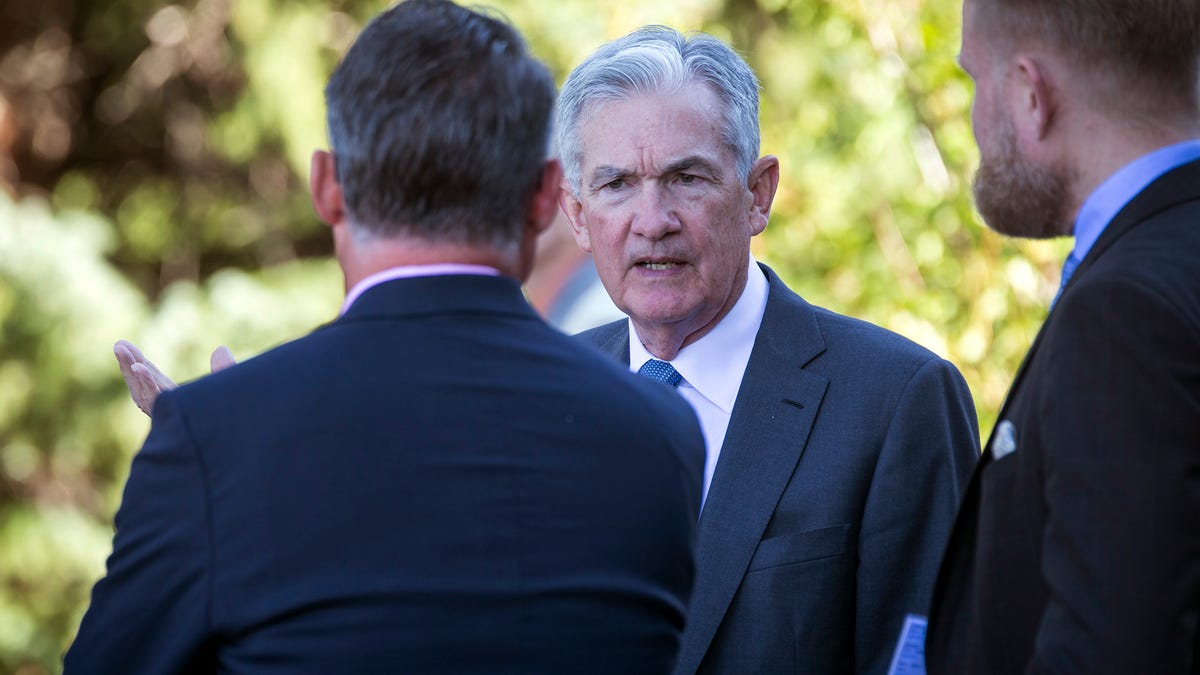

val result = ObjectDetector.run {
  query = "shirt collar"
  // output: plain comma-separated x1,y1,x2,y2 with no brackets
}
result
340,263,501,315
629,255,769,413
1072,139,1200,264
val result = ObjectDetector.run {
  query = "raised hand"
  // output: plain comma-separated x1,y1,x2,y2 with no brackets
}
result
114,340,237,417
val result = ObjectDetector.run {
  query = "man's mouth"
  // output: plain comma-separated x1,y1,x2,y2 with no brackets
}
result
636,260,684,271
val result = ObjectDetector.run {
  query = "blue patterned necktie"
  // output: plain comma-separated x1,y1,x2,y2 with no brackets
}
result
638,359,683,388
1052,253,1081,308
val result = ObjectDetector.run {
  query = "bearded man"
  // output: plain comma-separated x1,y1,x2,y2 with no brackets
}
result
927,0,1200,672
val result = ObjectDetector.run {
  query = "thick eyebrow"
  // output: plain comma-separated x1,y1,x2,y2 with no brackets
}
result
585,156,725,191
667,156,723,183
585,165,632,191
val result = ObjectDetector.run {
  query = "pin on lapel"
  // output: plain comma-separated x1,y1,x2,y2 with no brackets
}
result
991,420,1017,460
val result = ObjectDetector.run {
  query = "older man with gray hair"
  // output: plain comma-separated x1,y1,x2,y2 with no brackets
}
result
557,26,980,674
110,20,981,675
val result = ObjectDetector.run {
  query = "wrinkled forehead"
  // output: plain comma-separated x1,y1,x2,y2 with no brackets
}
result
574,84,732,169
574,76,705,134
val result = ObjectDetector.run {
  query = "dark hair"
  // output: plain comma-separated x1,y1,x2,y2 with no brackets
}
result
977,0,1200,114
324,0,556,247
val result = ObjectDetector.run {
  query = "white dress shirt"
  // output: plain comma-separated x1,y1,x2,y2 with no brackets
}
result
629,255,769,506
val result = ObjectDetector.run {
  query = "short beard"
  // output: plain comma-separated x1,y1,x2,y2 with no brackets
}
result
972,119,1074,239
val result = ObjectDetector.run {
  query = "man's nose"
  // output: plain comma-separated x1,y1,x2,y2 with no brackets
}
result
629,186,681,240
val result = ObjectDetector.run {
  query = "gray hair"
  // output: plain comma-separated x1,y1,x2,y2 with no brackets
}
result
554,25,761,196
324,0,555,248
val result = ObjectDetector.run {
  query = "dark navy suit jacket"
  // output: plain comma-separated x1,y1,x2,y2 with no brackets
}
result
928,159,1200,674
579,264,980,675
66,274,705,674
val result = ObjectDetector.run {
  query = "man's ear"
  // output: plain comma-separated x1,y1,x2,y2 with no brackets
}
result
513,160,566,283
1012,56,1056,143
527,159,563,238
310,150,345,227
747,155,780,236
557,183,592,253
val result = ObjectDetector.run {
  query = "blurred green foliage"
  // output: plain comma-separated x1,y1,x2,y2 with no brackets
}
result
0,0,1070,671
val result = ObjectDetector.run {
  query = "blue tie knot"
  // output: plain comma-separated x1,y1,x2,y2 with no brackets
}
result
638,359,683,388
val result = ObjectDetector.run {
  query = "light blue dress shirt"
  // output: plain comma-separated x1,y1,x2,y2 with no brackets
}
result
1064,139,1200,287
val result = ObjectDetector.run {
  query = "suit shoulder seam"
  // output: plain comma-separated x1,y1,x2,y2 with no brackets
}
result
167,394,218,637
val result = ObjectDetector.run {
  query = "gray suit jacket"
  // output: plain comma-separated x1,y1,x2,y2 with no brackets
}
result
578,263,980,674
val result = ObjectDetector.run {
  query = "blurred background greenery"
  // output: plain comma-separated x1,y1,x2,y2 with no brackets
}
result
0,0,1068,670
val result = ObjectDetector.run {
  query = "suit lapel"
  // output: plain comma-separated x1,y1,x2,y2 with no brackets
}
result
588,323,631,365
583,267,830,673
1062,157,1200,299
675,265,829,674
988,157,1200,453
932,157,1200,651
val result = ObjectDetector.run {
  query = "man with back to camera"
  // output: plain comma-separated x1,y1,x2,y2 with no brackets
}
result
926,1,1200,672
67,1,706,672
555,26,981,675
112,21,984,675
